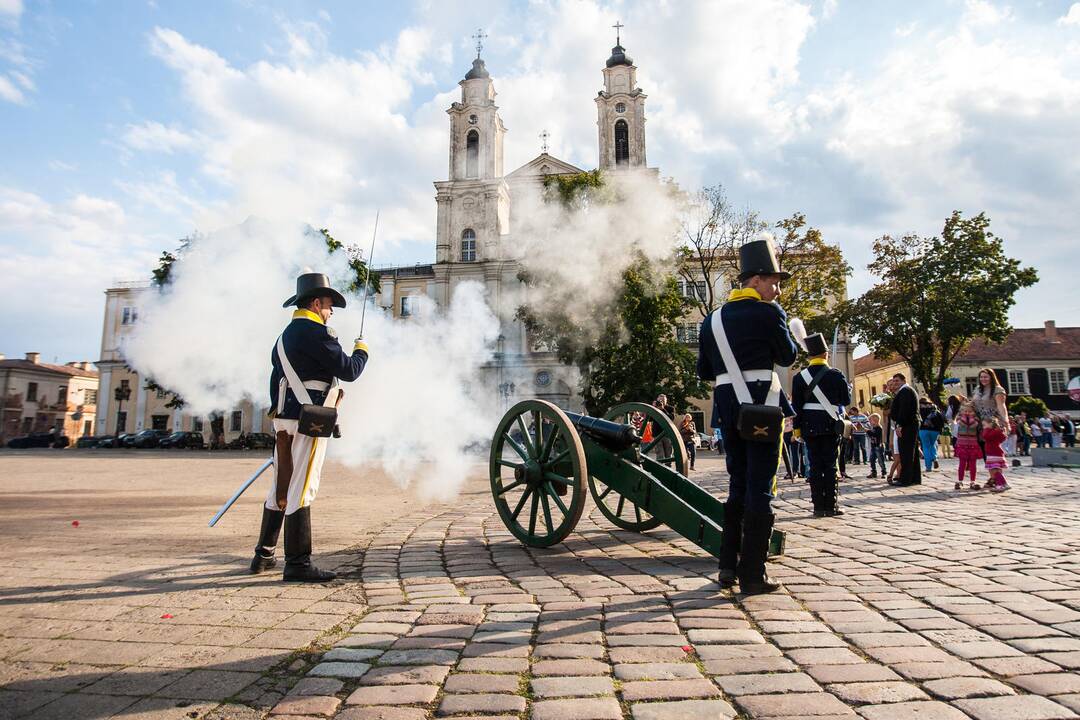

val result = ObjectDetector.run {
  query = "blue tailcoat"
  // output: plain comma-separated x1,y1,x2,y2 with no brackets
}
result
792,364,851,436
269,314,368,420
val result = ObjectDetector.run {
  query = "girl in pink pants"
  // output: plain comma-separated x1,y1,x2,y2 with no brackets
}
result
954,402,981,490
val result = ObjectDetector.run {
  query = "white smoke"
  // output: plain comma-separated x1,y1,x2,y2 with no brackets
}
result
124,218,500,499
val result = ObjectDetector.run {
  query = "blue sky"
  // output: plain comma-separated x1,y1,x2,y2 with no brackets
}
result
2,0,1079,362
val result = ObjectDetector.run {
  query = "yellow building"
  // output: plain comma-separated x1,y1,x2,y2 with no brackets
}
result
0,352,98,444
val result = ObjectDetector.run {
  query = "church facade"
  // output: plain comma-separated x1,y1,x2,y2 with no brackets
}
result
377,40,654,411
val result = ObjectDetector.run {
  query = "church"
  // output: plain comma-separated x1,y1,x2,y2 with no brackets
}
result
376,34,657,411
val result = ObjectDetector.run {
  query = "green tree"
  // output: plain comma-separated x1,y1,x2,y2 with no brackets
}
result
839,211,1038,406
1008,396,1049,419
518,172,708,415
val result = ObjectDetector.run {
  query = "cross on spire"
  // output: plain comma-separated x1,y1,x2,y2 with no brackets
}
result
612,21,624,46
539,129,550,154
472,28,488,58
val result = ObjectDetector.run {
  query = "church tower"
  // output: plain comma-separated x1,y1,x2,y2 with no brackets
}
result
596,27,647,170
434,35,510,267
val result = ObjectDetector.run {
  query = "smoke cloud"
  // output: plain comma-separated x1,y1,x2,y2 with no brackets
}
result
124,218,500,499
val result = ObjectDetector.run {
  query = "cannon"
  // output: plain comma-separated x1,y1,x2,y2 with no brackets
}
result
489,399,785,558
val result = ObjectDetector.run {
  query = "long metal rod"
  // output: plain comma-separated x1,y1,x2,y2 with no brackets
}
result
358,210,379,338
208,457,274,527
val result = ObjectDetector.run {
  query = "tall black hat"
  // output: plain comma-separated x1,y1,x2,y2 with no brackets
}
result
738,239,791,281
805,332,828,356
282,272,347,309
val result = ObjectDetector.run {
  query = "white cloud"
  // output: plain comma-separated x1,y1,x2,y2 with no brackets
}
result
0,73,23,103
0,0,22,20
963,0,1013,26
822,0,838,20
1060,3,1080,26
122,121,197,153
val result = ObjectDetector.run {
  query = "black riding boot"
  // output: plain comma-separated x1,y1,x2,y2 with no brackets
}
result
717,500,743,588
824,476,843,516
737,511,782,595
283,506,336,583
250,506,285,574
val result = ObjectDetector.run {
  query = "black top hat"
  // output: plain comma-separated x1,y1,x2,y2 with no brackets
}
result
805,332,828,356
282,272,347,309
738,239,791,281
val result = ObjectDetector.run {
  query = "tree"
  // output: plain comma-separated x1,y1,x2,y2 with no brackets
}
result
677,184,765,318
839,211,1038,406
517,171,709,415
1008,396,1048,419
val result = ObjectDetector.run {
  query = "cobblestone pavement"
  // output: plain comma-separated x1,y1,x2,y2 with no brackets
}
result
1,452,1079,719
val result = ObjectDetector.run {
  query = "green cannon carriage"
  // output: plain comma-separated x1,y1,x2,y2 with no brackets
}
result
488,399,785,558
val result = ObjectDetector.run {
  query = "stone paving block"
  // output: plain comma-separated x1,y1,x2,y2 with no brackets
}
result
531,697,623,720
407,624,476,638
772,633,849,649
1010,673,1080,695
787,648,866,665
307,662,371,678
856,700,970,719
455,657,530,673
436,693,526,715
156,669,260,700
610,646,695,663
922,677,1016,699
736,691,854,717
827,681,928,704
443,672,521,693
716,672,821,696
390,636,465,650
358,665,450,685
805,664,901,684
686,629,766,645
351,622,413,635
630,699,738,719
703,656,798,675
288,677,344,696
620,678,722,701
533,659,611,676
270,694,341,716
531,675,615,697
336,634,398,648
696,643,783,660
1041,652,1080,670
606,634,689,647
954,695,1079,720
378,649,458,665
346,683,439,706
323,648,383,662
462,642,531,658
336,706,428,720
891,660,986,680
533,643,606,659
615,663,704,680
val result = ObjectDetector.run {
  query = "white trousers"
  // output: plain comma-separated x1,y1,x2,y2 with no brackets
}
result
265,418,328,515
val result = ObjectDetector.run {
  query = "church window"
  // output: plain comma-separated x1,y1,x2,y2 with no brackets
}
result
615,102,626,113
614,120,629,166
461,229,477,262
466,130,480,178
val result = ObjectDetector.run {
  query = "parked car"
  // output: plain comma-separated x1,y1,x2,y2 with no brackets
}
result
7,432,68,449
696,432,712,449
96,433,132,448
126,429,171,449
75,435,103,448
159,431,206,449
244,433,275,450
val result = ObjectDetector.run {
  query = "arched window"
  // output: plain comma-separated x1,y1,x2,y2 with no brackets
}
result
466,130,479,178
461,229,477,262
614,120,629,166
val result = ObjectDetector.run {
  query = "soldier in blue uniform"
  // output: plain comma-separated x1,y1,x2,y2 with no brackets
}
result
791,333,851,517
250,272,370,582
697,239,798,595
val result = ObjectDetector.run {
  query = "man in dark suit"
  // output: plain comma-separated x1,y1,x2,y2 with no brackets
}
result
697,239,798,595
887,372,921,486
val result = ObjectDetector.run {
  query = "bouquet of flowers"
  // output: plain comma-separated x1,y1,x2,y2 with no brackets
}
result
870,392,893,409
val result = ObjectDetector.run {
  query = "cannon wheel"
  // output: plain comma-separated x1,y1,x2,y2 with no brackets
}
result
588,402,688,532
490,399,588,548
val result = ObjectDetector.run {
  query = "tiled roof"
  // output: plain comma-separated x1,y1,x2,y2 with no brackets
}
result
853,324,1080,377
0,359,98,378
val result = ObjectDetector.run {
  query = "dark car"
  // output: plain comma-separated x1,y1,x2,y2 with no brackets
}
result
159,431,206,449
244,432,275,450
126,429,171,449
97,433,131,448
7,432,61,449
75,435,103,448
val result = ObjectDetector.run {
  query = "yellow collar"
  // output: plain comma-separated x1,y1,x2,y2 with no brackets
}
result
809,358,829,366
727,287,762,302
292,309,324,325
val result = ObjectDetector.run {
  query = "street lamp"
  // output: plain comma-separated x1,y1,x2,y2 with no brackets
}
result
499,382,515,411
114,385,131,435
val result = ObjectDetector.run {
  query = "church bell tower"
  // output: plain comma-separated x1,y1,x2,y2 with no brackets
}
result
596,24,647,170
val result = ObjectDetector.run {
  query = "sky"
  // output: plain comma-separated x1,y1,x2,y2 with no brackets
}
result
1,0,1079,363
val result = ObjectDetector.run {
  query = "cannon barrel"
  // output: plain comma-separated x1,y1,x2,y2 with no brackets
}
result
564,411,640,451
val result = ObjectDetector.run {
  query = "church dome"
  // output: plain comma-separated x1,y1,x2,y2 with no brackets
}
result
465,57,490,80
606,44,633,68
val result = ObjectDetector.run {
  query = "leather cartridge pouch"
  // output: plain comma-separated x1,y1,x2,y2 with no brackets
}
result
737,403,784,443
297,404,336,438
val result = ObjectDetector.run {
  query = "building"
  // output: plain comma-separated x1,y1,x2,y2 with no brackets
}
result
0,352,98,443
852,321,1080,417
95,283,263,441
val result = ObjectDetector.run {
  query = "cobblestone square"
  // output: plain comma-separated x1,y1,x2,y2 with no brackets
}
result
1,450,1078,719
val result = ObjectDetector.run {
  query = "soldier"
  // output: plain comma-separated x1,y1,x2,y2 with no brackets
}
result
250,272,370,582
697,239,798,595
791,333,851,517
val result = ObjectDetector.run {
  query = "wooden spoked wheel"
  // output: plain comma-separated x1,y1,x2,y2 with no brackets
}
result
587,402,688,531
489,400,588,548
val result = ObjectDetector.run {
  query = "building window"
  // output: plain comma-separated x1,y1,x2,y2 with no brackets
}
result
85,389,97,405
400,296,414,318
859,389,865,407
614,119,629,166
964,377,979,398
676,323,700,345
230,410,242,432
871,385,876,396
122,306,138,325
83,420,93,436
1007,370,1028,396
26,382,37,402
58,386,67,405
466,129,479,178
192,417,203,433
679,280,707,301
461,229,477,262
1049,369,1069,394
151,415,168,431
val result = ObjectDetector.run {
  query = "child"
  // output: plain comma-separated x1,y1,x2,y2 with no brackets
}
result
954,402,981,490
982,418,1009,492
867,413,887,478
